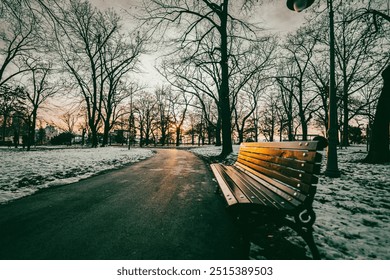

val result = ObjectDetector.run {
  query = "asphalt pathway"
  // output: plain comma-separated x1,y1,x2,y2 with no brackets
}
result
0,149,239,260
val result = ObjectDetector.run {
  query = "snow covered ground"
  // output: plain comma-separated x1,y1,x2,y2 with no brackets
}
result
0,146,154,204
0,144,389,259
191,145,390,260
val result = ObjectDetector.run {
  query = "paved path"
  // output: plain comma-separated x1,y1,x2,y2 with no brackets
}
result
0,149,239,260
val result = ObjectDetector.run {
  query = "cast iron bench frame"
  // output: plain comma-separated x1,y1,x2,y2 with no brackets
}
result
210,141,323,259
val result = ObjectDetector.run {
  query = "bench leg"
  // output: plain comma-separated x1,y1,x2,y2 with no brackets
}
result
233,228,251,259
300,229,321,260
291,226,321,259
229,210,252,259
283,219,321,260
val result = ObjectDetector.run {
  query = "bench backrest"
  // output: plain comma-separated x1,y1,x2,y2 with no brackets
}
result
235,141,323,206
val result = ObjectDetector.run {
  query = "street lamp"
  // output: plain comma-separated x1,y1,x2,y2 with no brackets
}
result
286,0,315,12
287,0,341,177
128,85,133,150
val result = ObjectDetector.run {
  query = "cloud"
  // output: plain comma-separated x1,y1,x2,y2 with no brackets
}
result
258,1,306,33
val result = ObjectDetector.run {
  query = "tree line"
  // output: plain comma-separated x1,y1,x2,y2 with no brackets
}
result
0,0,388,163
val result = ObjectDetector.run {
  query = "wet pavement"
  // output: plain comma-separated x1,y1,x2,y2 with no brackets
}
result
0,149,239,260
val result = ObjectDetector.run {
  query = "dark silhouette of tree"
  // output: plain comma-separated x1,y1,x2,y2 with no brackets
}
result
155,86,172,146
167,90,192,146
0,0,39,87
343,1,389,163
332,3,389,147
258,91,279,142
100,33,145,147
54,0,117,147
279,29,320,141
142,0,259,157
363,64,389,163
22,60,59,150
0,85,26,144
133,91,157,147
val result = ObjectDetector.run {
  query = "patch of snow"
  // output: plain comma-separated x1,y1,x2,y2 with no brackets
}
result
0,146,153,204
314,146,390,260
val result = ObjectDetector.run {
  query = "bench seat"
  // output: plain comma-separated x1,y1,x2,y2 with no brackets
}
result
211,141,323,259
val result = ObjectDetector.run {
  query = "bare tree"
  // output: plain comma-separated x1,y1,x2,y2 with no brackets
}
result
52,0,120,147
159,49,222,145
279,28,321,141
275,76,298,141
230,37,276,143
53,1,145,148
22,59,59,150
142,0,261,157
0,0,39,87
0,85,26,143
307,51,330,136
55,105,81,134
167,90,192,146
100,30,145,146
233,76,271,144
186,109,205,145
258,91,279,142
332,2,390,146
134,91,157,147
345,0,390,163
363,64,389,163
154,85,172,146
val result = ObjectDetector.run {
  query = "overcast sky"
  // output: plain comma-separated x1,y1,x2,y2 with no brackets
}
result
93,0,307,33
90,0,308,88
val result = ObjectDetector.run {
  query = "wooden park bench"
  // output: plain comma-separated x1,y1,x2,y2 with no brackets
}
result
210,141,323,259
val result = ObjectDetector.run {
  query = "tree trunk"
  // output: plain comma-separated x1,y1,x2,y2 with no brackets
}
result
342,81,350,146
364,65,390,163
207,125,212,144
81,128,86,146
287,96,294,141
301,116,308,141
234,111,242,144
139,125,144,148
2,114,8,143
254,120,259,142
215,116,222,146
161,125,166,146
191,124,195,145
13,128,19,148
27,108,38,151
219,0,233,157
270,117,275,142
102,119,110,147
175,126,180,146
89,120,98,148
238,129,244,144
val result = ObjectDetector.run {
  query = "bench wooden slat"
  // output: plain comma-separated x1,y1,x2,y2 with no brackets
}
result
222,166,277,208
235,162,309,202
210,164,239,206
239,147,322,163
237,154,319,185
213,164,300,211
210,164,244,205
236,158,313,195
242,141,318,150
227,166,299,210
239,150,321,174
224,166,299,209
